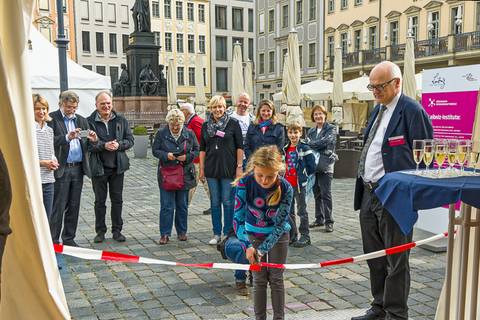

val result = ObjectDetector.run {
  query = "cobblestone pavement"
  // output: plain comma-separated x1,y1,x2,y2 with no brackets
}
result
60,151,446,320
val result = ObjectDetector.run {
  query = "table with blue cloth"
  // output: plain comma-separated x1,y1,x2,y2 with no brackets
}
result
374,171,480,320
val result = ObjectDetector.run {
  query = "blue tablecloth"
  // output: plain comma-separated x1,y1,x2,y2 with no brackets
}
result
375,172,480,235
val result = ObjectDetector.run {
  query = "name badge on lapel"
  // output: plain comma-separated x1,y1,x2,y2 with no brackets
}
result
215,130,225,138
388,135,405,147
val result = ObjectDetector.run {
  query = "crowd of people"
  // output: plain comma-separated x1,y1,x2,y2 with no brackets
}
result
32,60,433,320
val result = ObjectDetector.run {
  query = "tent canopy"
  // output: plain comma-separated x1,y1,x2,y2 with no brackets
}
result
28,27,111,116
273,78,333,101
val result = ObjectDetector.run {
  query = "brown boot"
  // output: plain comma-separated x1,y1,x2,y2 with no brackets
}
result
235,281,248,296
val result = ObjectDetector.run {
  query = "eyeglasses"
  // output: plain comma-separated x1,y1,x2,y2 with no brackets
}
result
367,78,397,92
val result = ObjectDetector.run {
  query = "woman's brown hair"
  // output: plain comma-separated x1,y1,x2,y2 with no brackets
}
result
310,105,328,123
255,99,278,124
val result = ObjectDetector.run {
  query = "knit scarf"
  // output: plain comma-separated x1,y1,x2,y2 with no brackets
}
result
206,112,230,137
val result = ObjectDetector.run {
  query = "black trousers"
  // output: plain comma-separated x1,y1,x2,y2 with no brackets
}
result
51,166,83,244
360,186,412,320
313,172,333,224
92,169,124,234
289,186,309,240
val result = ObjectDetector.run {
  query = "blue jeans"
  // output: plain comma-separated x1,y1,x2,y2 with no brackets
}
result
225,237,249,282
207,178,234,236
159,188,188,236
42,183,54,222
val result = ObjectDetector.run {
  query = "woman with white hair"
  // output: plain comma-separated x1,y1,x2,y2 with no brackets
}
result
152,108,199,245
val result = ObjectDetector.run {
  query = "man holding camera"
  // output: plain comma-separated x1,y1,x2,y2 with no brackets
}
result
49,90,97,246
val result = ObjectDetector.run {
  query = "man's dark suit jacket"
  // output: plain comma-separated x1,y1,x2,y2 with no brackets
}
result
48,110,91,179
354,94,434,211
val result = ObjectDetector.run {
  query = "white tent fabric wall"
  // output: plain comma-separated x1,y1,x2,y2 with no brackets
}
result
29,27,111,117
0,0,70,318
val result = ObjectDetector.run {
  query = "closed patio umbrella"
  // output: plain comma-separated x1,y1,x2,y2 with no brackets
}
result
194,54,207,119
403,35,417,99
231,42,244,105
167,58,177,108
285,29,304,126
332,46,345,125
244,59,254,103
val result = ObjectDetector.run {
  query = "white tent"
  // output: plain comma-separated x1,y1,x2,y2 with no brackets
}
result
343,75,373,101
28,27,111,116
273,78,333,101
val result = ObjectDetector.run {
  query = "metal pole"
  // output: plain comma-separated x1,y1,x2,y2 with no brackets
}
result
55,0,69,91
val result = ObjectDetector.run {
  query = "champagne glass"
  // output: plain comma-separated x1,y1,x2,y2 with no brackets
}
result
447,139,459,175
457,140,471,174
412,140,425,174
470,140,480,175
435,139,447,176
423,139,434,176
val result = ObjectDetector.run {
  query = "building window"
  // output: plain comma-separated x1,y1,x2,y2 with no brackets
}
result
477,3,480,31
341,0,348,10
328,0,334,13
281,48,288,71
152,1,160,18
215,6,227,29
187,3,194,21
188,34,195,53
122,34,129,53
96,65,106,75
354,0,362,5
177,67,185,86
429,11,440,39
96,32,104,53
216,68,228,91
259,13,265,33
164,0,171,19
341,32,348,54
177,33,184,52
268,51,275,73
120,5,129,24
298,45,303,68
408,16,418,40
268,10,275,32
109,33,117,54
80,0,89,21
176,1,183,20
188,67,195,86
199,4,205,22
451,7,462,35
327,35,334,56
389,21,398,45
308,43,316,67
94,1,103,22
82,31,90,52
199,35,206,54
259,53,265,74
354,29,361,51
309,0,316,21
233,8,244,31
154,32,161,46
248,9,254,32
39,0,49,10
215,36,227,61
83,64,93,70
296,0,303,24
369,26,377,49
165,32,172,52
107,3,116,23
248,38,254,61
282,5,289,29
109,66,119,87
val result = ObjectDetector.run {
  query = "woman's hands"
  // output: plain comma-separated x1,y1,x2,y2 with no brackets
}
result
246,247,260,265
167,153,186,161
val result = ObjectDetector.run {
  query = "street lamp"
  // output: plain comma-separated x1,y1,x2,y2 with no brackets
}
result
55,0,69,91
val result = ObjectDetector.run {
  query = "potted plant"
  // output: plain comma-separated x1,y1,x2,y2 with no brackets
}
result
132,125,149,158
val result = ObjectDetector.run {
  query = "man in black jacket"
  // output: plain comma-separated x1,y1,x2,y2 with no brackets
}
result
87,91,134,243
49,91,97,246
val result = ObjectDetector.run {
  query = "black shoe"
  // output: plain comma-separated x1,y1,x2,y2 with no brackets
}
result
203,208,211,215
63,240,78,247
309,221,324,228
235,281,249,296
94,232,105,243
289,235,298,246
351,308,386,320
293,235,311,248
113,232,126,242
325,223,334,233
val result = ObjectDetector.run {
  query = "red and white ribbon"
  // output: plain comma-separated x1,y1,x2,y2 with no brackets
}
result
54,231,448,271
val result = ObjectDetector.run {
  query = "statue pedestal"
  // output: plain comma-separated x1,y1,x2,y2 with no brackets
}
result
126,32,161,96
113,96,168,113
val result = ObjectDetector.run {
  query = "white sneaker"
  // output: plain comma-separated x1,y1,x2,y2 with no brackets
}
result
208,235,221,245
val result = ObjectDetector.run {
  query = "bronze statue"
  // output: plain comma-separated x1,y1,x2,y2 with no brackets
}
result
139,63,158,96
113,63,130,96
131,0,151,32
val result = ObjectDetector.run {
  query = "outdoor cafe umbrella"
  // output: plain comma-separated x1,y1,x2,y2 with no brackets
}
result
231,42,244,105
280,52,290,116
332,46,345,125
167,58,177,108
194,54,207,119
403,35,417,99
285,29,304,126
244,59,254,102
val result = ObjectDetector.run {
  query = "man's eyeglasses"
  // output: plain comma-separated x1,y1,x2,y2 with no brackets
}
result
367,78,398,92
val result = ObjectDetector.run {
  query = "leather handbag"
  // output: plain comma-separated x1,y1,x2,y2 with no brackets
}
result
160,142,186,191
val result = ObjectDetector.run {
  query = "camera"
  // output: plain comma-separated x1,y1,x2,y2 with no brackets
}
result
79,130,89,138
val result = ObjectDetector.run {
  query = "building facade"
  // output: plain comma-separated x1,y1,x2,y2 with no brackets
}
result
150,0,212,100
255,0,325,103
32,0,77,61
210,0,255,98
324,0,480,80
74,0,135,86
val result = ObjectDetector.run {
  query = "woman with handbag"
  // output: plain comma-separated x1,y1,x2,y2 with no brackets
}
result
306,105,337,233
199,95,244,245
152,109,199,245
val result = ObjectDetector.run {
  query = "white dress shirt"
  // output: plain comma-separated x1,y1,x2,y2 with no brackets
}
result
363,92,401,183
